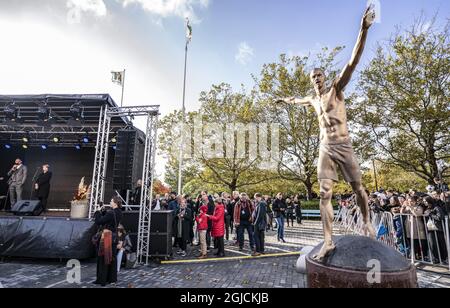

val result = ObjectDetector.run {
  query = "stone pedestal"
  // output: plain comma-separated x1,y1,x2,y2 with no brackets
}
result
306,235,418,288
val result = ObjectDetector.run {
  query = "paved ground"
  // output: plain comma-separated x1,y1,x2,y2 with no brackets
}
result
1,255,449,288
0,220,449,288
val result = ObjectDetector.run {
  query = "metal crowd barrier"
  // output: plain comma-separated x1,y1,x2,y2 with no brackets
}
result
334,206,450,271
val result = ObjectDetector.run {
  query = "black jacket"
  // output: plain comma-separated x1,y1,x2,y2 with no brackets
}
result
35,171,52,198
94,207,123,233
206,200,215,231
175,207,193,240
272,198,287,218
253,201,267,231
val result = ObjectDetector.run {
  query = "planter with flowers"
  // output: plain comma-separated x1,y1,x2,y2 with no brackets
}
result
70,177,91,219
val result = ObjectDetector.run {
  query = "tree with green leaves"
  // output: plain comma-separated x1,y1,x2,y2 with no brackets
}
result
254,49,344,198
196,83,279,192
158,83,278,193
350,18,450,184
158,110,201,191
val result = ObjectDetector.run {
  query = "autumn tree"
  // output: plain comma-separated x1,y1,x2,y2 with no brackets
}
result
350,18,450,184
255,49,344,198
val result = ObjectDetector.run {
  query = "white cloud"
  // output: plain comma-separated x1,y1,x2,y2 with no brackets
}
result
67,0,107,17
120,0,210,22
235,42,254,66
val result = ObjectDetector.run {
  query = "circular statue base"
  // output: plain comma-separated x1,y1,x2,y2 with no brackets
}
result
306,235,417,288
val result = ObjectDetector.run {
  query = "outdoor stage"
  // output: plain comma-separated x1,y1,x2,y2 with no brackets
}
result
0,94,156,260
0,94,130,210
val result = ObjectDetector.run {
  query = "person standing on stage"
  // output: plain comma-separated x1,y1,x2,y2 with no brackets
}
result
132,179,142,205
7,158,27,208
34,164,52,212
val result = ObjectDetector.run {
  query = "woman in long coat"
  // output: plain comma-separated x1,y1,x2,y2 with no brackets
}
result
174,199,192,257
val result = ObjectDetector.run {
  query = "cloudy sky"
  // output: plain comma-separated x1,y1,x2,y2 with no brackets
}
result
0,0,448,179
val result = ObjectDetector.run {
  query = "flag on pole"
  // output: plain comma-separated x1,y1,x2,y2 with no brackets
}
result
111,71,124,86
186,18,192,44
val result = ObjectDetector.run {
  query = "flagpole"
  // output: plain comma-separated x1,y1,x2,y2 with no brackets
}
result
120,69,126,107
177,24,190,196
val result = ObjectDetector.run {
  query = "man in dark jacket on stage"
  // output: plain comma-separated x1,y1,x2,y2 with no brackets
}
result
34,164,52,212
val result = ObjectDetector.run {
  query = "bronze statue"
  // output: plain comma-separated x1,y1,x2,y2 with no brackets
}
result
280,7,376,261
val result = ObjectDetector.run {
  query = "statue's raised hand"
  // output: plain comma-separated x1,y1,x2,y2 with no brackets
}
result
362,5,376,29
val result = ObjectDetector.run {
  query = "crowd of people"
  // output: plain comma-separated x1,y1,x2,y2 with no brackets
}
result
91,177,449,287
90,191,305,287
150,191,305,259
339,178,449,265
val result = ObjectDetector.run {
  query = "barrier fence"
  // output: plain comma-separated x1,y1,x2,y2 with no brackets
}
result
334,205,450,271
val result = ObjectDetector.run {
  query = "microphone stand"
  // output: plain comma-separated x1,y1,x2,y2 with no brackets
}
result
30,167,41,200
2,185,10,212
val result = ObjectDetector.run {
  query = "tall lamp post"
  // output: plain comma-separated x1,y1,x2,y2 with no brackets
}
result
177,18,192,195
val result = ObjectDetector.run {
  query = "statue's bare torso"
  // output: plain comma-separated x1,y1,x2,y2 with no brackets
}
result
311,87,350,145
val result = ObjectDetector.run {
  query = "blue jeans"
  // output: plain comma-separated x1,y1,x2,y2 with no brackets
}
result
276,216,285,240
237,221,255,249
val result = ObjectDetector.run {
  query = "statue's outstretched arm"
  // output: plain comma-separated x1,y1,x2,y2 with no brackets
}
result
335,7,375,92
277,96,312,107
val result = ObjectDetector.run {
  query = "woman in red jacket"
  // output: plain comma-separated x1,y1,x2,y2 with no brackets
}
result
208,198,225,257
195,205,209,259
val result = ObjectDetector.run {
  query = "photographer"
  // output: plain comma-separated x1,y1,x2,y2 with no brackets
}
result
93,196,123,287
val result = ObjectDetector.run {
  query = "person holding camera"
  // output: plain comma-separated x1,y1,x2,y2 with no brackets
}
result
93,196,123,287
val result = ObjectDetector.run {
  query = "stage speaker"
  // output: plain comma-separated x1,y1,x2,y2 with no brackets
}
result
11,200,43,216
121,211,140,233
113,129,145,194
128,232,172,257
149,233,172,257
127,211,174,258
150,211,173,234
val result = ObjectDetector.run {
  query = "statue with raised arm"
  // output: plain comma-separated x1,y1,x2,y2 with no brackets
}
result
280,7,376,262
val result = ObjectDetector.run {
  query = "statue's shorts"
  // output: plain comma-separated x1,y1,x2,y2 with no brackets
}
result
318,140,362,183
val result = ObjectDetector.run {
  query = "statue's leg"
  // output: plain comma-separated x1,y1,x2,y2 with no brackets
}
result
313,179,336,262
350,181,375,238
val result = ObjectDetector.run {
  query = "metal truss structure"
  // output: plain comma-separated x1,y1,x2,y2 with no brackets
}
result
88,105,160,265
0,95,160,265
0,95,131,147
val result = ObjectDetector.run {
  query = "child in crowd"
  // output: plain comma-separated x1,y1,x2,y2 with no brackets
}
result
196,205,209,259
